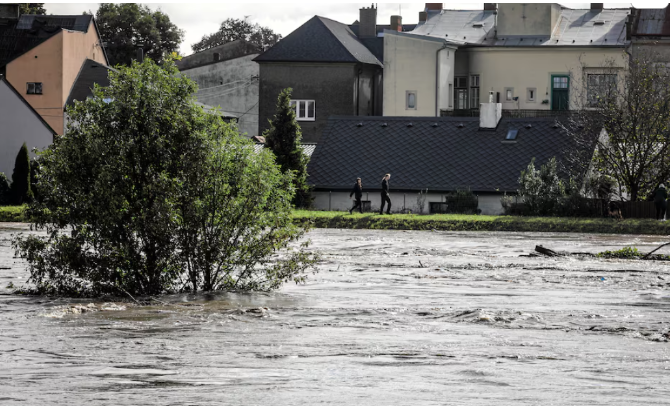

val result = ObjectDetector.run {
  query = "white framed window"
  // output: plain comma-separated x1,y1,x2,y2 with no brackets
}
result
587,74,616,107
406,90,417,110
290,100,315,121
527,87,536,102
505,87,514,101
27,82,42,95
470,74,480,108
454,77,468,109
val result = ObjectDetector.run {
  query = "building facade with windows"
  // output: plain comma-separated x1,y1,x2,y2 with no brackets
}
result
177,40,260,138
383,3,630,117
254,6,387,143
0,6,109,134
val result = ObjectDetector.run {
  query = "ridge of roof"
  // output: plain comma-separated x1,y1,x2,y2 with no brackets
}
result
0,76,56,135
314,16,381,66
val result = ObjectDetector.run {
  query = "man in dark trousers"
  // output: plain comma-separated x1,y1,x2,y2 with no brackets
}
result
379,173,391,215
349,177,363,214
654,183,668,221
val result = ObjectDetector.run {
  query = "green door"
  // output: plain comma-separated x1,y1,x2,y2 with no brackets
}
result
551,75,569,111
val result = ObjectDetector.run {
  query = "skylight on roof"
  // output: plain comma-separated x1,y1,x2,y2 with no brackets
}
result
472,23,484,28
506,129,518,140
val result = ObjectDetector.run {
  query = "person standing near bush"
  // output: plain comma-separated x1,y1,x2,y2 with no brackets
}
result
349,177,363,214
654,183,668,221
379,173,391,215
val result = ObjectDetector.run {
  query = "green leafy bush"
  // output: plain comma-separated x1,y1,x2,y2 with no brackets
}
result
445,189,479,214
13,57,317,297
596,247,641,259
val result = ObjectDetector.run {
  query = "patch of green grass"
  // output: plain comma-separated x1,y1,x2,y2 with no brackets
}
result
292,210,670,235
0,206,28,222
596,246,641,259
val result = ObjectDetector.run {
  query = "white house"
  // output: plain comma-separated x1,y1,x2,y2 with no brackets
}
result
0,77,55,178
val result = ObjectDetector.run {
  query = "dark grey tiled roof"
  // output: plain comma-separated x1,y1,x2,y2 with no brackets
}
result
0,15,94,68
17,15,92,32
411,8,629,47
66,59,115,108
348,23,417,37
307,116,594,192
633,8,670,35
254,16,381,66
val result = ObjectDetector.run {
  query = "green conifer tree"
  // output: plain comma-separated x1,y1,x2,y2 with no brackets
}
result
11,143,32,205
263,88,312,208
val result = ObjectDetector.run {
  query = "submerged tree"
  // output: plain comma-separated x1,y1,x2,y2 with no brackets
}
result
13,58,316,297
562,51,670,201
263,88,312,208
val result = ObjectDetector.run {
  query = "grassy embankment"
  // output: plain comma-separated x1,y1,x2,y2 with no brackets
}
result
0,206,28,223
3,206,669,235
292,210,670,235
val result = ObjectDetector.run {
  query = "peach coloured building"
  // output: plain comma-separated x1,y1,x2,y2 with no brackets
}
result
0,6,108,134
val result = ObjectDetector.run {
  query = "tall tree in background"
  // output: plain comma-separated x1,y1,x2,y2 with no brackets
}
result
191,18,281,53
11,143,32,205
562,51,670,201
264,88,312,208
19,4,46,15
96,3,184,66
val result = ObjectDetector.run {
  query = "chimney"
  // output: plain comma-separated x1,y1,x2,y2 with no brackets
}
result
480,97,502,129
484,3,497,11
390,15,402,32
425,3,443,11
0,4,19,20
590,3,604,10
359,4,377,38
419,11,427,22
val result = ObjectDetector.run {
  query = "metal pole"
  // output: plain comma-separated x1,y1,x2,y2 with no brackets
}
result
329,191,331,211
404,193,406,212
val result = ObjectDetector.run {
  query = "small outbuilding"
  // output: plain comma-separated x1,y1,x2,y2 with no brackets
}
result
307,105,598,214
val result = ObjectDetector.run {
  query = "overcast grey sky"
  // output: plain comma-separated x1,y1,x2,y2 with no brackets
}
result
45,2,664,56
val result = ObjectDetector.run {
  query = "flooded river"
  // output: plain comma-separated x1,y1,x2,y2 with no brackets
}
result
1,224,669,405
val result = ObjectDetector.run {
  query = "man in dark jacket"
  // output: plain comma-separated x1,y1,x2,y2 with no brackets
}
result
654,183,668,221
349,177,363,214
379,173,391,215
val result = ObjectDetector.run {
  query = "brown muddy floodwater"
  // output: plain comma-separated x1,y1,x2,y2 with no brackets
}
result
1,224,669,405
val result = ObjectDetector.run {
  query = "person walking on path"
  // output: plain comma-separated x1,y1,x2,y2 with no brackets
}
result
654,183,668,221
349,177,363,214
379,173,392,215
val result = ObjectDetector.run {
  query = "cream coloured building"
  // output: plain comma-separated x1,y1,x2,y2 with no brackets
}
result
383,3,630,117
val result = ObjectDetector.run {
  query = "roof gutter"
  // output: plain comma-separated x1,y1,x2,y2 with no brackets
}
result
435,41,448,116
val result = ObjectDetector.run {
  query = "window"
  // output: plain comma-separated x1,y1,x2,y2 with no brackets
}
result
26,82,42,95
454,77,468,109
470,74,480,108
505,87,514,101
290,100,315,121
406,90,417,110
527,87,536,102
448,84,453,108
213,52,220,62
587,74,616,107
506,129,518,140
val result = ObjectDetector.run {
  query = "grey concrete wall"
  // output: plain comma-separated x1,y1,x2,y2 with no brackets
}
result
176,40,260,71
181,54,259,137
258,63,358,143
0,81,53,178
311,190,505,215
